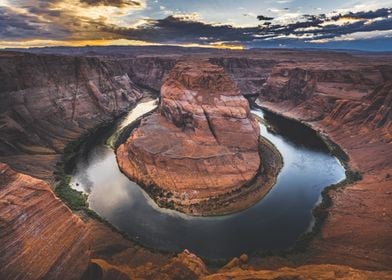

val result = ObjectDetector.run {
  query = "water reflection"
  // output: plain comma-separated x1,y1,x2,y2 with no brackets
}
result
70,103,346,259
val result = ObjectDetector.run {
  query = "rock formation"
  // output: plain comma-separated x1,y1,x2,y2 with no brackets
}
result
117,60,261,214
257,61,392,270
203,264,392,280
0,163,90,279
0,52,147,179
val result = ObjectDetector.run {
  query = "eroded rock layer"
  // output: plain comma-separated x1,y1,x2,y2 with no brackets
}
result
0,163,90,280
117,61,260,213
0,52,146,179
256,61,392,270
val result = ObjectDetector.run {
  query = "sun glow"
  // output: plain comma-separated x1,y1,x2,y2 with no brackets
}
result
0,39,244,50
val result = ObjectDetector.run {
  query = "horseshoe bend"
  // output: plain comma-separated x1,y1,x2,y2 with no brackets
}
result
0,47,391,279
116,61,281,215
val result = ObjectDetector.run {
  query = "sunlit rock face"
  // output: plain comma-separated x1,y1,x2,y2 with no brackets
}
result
116,60,260,211
0,163,90,280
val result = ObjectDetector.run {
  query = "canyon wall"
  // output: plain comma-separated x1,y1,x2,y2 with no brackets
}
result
210,57,276,95
0,48,391,279
0,163,90,279
0,52,147,179
256,60,392,270
0,52,169,279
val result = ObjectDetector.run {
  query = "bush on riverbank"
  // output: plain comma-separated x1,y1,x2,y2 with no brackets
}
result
53,163,88,211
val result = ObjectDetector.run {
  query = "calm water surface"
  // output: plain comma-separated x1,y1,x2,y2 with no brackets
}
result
70,101,346,259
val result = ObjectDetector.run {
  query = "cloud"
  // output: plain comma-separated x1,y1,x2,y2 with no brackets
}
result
257,15,274,21
310,29,392,43
99,7,392,47
276,0,293,3
258,7,392,41
51,0,146,27
0,6,69,40
0,1,391,50
101,15,256,43
79,0,143,8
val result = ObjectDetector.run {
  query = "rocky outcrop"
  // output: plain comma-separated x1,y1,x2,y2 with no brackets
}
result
203,264,392,280
117,60,261,215
0,163,90,279
85,249,208,280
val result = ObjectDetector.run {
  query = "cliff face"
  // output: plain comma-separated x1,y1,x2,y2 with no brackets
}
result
0,52,145,179
258,62,392,165
0,163,90,279
0,52,163,279
258,62,387,122
114,57,178,93
117,60,260,214
210,57,276,96
257,61,392,270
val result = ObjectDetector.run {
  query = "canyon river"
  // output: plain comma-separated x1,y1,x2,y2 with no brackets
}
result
70,100,346,259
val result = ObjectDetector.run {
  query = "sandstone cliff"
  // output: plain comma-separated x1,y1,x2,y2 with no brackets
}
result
210,57,276,96
117,60,261,214
256,61,392,270
0,52,146,179
0,163,90,279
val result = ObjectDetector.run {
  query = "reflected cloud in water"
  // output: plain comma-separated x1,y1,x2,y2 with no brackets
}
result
70,105,346,259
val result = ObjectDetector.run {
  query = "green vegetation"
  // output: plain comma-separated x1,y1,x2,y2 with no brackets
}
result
345,169,363,183
53,163,88,211
51,108,174,257
320,135,349,164
52,118,115,212
53,100,365,263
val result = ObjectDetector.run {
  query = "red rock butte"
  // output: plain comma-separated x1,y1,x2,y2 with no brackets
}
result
116,60,260,208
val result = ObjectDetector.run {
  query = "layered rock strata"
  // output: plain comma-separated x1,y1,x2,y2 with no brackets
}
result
256,62,392,270
0,163,90,279
0,52,146,179
117,61,261,214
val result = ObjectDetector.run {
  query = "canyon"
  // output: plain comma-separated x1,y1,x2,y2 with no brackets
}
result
0,47,391,279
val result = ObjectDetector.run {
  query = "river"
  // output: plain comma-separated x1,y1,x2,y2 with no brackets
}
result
70,100,346,259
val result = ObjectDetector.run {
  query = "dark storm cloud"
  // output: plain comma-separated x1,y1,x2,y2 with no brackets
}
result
255,7,392,41
79,0,143,8
257,15,274,21
102,15,260,43
99,8,392,44
1,1,391,48
0,6,68,40
330,7,391,20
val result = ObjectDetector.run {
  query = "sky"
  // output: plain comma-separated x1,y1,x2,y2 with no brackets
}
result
0,0,391,50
